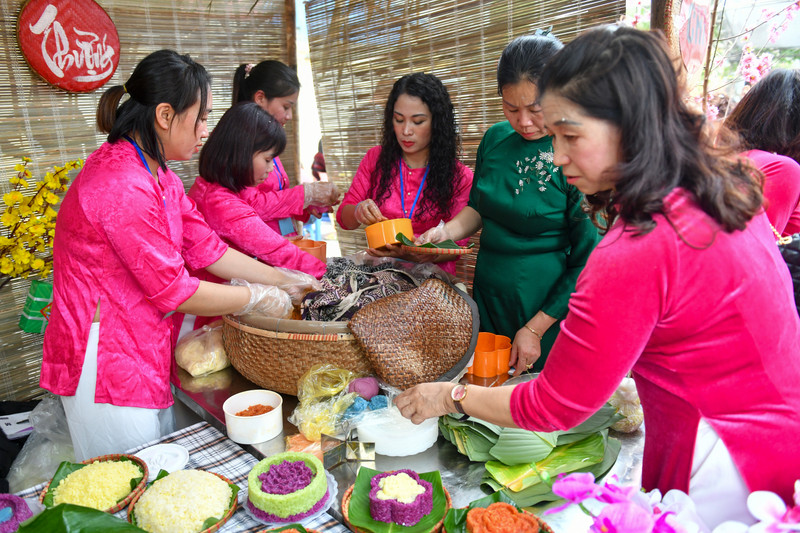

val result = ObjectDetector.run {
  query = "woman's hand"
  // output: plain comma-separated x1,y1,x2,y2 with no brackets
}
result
415,221,451,245
354,199,387,226
303,181,341,208
229,279,293,318
510,326,543,376
395,382,455,424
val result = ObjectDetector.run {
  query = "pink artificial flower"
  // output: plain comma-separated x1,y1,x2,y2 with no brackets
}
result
547,472,604,514
591,502,656,533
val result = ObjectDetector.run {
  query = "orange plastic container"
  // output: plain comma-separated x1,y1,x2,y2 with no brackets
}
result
467,332,511,378
292,238,327,263
364,218,413,249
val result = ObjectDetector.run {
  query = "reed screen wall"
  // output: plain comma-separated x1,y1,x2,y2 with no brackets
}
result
305,0,625,283
0,0,292,400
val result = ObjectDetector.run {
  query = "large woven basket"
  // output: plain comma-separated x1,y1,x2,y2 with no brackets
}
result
222,314,374,395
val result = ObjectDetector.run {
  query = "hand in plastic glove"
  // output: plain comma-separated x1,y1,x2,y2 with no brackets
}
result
415,220,451,245
354,199,387,226
303,181,341,208
274,267,322,305
308,205,334,219
230,279,293,317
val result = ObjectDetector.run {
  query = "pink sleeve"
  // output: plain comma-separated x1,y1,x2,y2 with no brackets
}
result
749,150,800,236
246,183,306,221
202,186,326,278
100,182,200,313
510,228,662,431
336,146,380,228
179,192,228,271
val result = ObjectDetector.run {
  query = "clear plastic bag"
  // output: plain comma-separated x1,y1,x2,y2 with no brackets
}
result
174,321,230,377
7,396,74,493
288,364,359,440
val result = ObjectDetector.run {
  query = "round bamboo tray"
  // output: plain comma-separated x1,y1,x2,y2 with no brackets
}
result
448,504,554,533
257,529,321,533
40,453,148,514
222,314,374,395
341,484,452,533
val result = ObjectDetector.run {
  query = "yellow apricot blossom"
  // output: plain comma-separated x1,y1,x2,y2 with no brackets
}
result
0,156,82,288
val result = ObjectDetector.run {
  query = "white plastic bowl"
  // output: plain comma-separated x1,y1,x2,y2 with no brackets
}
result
356,406,438,456
222,389,283,445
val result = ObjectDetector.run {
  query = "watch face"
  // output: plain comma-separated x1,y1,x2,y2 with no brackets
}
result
451,385,466,402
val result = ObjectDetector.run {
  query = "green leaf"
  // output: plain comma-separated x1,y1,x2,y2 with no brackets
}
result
201,517,220,529
347,467,447,533
442,492,520,533
556,404,622,446
395,233,472,249
488,428,557,465
19,503,148,532
485,432,605,492
42,461,85,508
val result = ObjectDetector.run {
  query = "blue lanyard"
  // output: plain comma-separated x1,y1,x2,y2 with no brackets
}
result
124,135,165,208
123,135,151,174
274,160,284,191
398,160,429,220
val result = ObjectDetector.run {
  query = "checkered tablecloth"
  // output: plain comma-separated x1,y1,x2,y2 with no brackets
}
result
16,421,348,533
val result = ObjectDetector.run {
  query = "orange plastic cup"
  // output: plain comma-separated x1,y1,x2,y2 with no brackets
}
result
467,332,512,378
364,218,413,249
292,238,327,263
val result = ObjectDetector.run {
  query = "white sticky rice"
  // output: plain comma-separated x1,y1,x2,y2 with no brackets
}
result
134,469,232,533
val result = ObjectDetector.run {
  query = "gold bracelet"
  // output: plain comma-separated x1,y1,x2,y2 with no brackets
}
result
524,324,543,340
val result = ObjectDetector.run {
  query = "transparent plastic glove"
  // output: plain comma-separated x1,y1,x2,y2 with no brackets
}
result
274,267,322,305
354,199,387,226
230,279,292,317
415,220,451,245
303,181,341,208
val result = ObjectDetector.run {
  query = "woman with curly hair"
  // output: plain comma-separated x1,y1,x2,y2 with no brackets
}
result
398,26,800,528
724,68,800,236
417,33,600,373
336,72,474,275
232,60,340,239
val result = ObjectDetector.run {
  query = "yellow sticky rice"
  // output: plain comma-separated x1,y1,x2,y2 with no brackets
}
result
134,470,232,533
376,472,425,504
53,460,141,510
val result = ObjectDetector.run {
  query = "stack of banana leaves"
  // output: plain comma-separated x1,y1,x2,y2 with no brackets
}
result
438,403,623,507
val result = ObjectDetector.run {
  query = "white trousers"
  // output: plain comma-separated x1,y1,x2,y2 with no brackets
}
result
688,418,752,528
61,323,175,461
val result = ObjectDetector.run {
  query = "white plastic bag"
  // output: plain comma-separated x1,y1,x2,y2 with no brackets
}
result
7,396,74,493
175,321,230,377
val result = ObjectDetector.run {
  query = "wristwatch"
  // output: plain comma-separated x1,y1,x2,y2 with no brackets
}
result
450,384,468,414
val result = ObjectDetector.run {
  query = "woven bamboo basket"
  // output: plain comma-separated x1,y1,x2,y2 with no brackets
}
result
222,314,374,395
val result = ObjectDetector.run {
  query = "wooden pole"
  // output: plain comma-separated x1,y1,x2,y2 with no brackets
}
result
284,0,300,184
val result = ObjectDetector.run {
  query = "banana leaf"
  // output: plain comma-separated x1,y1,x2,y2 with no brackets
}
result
484,432,605,493
396,233,474,249
488,428,558,466
483,434,622,507
18,503,147,532
42,457,144,507
347,467,447,533
555,404,622,446
442,491,520,533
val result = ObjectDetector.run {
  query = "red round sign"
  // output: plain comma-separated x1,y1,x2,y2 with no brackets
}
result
17,0,120,93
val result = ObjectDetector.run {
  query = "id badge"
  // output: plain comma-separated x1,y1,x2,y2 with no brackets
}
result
279,217,295,236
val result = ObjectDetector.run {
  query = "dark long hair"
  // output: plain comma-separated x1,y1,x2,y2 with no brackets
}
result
538,26,761,234
199,102,286,192
232,60,300,105
372,73,461,221
96,50,211,170
497,32,563,96
725,68,800,166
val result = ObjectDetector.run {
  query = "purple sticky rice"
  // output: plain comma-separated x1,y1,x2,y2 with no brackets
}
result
258,461,313,495
368,470,433,527
247,487,330,523
0,494,33,533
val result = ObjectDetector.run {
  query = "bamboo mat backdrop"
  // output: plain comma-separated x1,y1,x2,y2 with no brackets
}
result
305,0,625,285
0,0,293,400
